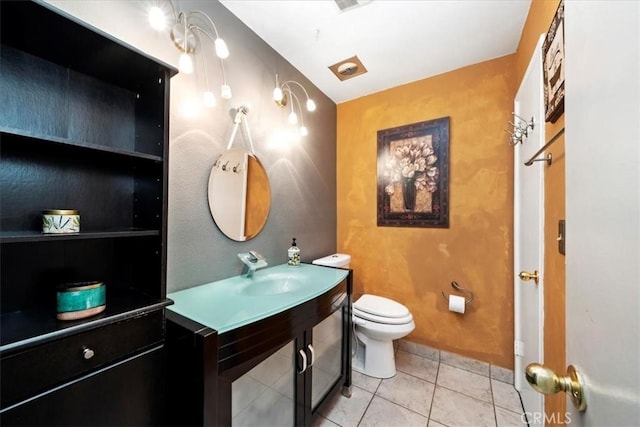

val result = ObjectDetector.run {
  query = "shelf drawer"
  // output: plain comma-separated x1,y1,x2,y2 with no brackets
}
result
0,311,164,409
0,346,165,426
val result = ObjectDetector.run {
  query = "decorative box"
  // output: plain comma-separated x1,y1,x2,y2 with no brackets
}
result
42,209,80,234
57,281,106,320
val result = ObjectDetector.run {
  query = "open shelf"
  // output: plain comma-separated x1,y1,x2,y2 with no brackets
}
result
0,287,173,353
0,229,160,244
0,128,164,163
0,42,167,159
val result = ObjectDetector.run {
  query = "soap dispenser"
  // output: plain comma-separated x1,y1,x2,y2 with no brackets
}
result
288,238,300,266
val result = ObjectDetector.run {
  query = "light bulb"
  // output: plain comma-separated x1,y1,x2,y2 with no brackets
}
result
300,126,308,137
178,53,193,74
221,84,232,100
148,6,167,31
306,99,316,112
273,87,283,103
288,111,298,125
214,38,229,59
203,91,216,107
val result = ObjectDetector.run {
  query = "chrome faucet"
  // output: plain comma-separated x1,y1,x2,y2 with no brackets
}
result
237,251,268,277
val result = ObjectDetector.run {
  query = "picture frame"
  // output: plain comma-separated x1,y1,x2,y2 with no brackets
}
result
377,117,449,228
543,0,565,123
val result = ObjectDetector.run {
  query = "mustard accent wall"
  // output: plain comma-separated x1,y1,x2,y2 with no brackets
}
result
514,0,566,423
337,54,516,368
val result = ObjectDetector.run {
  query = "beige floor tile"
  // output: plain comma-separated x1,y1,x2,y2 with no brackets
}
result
312,415,340,427
440,351,490,377
376,371,435,417
232,387,294,427
232,375,268,417
437,364,492,403
399,340,440,361
359,396,428,427
352,369,382,393
495,406,528,426
491,379,524,414
312,349,526,427
318,383,373,427
490,365,514,384
430,386,496,427
395,350,439,383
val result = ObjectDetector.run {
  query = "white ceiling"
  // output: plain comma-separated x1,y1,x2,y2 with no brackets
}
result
219,0,531,104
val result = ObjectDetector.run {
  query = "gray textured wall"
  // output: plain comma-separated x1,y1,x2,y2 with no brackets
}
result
166,1,337,292
44,0,338,293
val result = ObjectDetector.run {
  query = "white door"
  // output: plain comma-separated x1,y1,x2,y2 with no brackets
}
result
514,35,546,421
563,1,640,424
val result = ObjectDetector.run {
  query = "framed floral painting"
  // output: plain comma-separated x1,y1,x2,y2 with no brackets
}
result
377,117,449,228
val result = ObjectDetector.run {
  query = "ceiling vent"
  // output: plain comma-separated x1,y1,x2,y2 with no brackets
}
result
329,55,368,81
333,0,372,13
334,0,358,11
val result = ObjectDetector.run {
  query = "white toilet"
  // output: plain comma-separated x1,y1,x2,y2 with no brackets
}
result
312,254,415,379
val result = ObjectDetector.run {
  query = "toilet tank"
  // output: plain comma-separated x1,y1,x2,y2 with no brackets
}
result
312,253,351,269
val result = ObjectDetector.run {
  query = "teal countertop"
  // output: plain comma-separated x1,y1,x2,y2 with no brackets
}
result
167,263,349,334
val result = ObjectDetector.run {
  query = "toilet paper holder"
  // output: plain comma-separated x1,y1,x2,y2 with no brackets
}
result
441,281,474,305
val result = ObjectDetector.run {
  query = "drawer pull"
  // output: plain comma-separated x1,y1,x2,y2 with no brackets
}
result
82,347,95,360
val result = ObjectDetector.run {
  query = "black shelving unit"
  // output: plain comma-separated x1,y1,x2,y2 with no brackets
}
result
0,1,177,424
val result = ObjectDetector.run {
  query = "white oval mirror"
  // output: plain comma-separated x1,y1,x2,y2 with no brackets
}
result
207,147,271,241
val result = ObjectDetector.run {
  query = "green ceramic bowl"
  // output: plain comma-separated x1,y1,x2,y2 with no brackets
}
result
57,281,105,321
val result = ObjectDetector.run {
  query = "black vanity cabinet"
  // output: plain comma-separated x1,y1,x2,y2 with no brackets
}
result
0,1,176,425
166,270,353,427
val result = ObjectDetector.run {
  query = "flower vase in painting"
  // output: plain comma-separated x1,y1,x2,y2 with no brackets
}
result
383,136,439,213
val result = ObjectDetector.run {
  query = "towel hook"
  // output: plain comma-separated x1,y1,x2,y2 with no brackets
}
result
441,281,474,305
505,113,535,146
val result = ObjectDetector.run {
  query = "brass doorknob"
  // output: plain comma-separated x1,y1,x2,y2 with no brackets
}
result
519,270,539,285
525,363,586,412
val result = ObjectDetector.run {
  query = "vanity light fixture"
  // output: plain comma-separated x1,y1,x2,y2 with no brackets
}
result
148,1,232,106
273,74,316,137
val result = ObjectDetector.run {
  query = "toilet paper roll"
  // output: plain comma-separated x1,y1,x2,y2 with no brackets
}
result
449,295,466,314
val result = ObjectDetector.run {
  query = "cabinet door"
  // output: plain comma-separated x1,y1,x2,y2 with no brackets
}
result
310,308,345,409
307,310,343,409
231,340,296,427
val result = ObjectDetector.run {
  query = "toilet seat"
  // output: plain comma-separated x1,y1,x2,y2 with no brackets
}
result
353,294,413,325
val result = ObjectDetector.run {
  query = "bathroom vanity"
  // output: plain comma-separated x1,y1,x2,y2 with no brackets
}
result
165,263,352,426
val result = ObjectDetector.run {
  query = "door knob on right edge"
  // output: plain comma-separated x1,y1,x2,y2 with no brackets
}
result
519,270,539,285
525,363,587,411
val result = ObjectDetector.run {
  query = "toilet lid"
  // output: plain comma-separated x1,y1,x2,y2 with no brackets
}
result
354,294,410,318
353,307,414,325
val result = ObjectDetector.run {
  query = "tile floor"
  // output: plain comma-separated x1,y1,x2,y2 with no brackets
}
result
315,342,527,427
